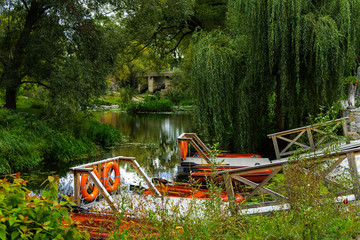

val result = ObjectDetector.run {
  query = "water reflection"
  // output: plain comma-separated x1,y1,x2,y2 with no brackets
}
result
96,112,194,180
28,111,193,195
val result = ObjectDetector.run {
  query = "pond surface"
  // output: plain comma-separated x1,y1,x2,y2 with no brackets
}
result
96,111,194,180
28,111,194,195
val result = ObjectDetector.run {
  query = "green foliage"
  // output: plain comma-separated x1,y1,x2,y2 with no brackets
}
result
161,87,185,105
87,120,122,148
0,109,122,174
0,0,120,109
0,176,87,240
191,30,244,150
230,0,360,152
126,99,174,113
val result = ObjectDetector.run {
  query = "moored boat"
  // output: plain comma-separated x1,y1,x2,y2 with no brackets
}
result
142,182,244,203
189,166,272,184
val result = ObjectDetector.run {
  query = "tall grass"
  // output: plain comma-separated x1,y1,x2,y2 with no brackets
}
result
126,99,174,113
0,109,122,174
108,145,360,239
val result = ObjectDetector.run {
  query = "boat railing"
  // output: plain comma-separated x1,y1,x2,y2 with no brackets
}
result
178,133,211,163
70,156,161,212
267,117,350,159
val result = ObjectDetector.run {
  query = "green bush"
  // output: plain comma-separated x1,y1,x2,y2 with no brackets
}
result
0,176,87,240
126,99,174,113
87,120,122,147
0,109,122,174
179,99,194,106
161,87,185,105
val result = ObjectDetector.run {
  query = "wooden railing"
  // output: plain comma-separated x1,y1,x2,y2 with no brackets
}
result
216,146,360,211
178,133,211,163
267,117,350,159
70,156,161,212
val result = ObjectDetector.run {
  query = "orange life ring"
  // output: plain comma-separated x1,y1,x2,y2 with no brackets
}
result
102,161,120,193
180,138,188,159
80,169,100,201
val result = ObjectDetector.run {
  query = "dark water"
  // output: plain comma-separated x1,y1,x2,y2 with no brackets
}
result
27,111,194,194
96,111,194,179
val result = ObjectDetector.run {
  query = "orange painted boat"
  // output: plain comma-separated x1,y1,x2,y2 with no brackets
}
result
142,183,244,203
189,165,272,184
193,152,262,158
67,212,158,239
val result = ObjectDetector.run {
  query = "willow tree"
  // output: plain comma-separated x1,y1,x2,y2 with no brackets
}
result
230,0,360,152
192,31,246,149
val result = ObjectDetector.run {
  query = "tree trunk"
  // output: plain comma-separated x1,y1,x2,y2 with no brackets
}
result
4,86,17,109
3,2,44,109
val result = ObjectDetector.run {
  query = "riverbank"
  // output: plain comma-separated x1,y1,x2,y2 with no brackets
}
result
0,109,122,175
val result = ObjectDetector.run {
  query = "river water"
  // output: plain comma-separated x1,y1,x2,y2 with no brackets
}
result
29,111,194,195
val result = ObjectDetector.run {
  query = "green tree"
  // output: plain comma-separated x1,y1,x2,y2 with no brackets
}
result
120,0,228,58
191,31,246,150
0,0,119,109
235,0,360,151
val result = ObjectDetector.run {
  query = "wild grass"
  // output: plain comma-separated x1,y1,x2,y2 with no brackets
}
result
0,109,122,174
126,99,174,113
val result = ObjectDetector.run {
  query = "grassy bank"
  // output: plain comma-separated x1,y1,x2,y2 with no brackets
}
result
0,109,122,175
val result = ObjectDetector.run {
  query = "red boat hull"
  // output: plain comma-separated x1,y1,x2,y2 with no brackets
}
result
142,184,244,203
190,166,272,184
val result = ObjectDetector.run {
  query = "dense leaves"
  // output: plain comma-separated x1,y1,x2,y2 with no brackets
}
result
191,0,360,152
0,0,119,109
0,176,86,240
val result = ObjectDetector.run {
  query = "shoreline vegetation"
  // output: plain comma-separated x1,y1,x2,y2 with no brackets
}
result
0,108,122,175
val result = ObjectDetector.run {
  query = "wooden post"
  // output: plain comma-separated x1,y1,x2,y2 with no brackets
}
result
347,152,360,200
306,127,315,152
342,120,350,144
271,135,280,159
74,172,81,206
223,172,237,214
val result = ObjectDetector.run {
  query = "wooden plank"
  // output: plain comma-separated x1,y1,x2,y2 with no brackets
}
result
88,170,118,212
231,175,285,199
306,127,315,152
347,152,360,200
74,172,80,206
279,130,306,155
321,155,346,177
216,160,288,176
223,172,235,199
245,167,282,200
189,139,210,162
342,120,350,144
131,160,161,197
70,156,135,170
267,117,348,137
277,136,309,149
271,135,280,159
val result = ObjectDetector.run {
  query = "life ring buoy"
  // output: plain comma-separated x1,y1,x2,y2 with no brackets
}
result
180,138,188,159
102,161,120,193
80,169,100,201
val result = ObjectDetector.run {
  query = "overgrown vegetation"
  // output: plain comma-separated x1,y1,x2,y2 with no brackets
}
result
0,175,86,240
0,109,122,175
126,99,174,113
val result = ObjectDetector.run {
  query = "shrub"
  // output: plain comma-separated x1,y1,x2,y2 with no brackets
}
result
126,99,174,113
0,175,87,240
161,87,185,105
87,120,122,147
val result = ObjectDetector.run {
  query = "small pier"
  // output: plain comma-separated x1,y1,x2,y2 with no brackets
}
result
69,117,360,216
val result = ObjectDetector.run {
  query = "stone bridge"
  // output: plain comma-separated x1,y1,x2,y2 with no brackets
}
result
138,72,173,93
